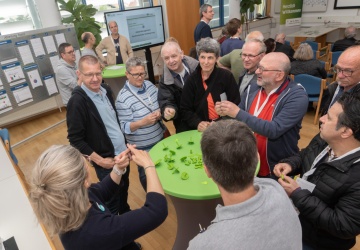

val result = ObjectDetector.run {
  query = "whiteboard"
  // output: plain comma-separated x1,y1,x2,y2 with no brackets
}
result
275,0,328,13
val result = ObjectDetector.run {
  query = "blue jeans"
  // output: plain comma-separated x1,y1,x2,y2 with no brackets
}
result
94,165,130,215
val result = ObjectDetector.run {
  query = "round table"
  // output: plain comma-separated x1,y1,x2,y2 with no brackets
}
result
102,64,126,97
149,130,221,250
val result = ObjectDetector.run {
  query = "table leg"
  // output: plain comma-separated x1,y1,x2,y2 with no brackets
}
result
170,195,223,250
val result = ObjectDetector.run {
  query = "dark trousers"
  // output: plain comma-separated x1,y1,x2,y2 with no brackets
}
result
94,165,130,215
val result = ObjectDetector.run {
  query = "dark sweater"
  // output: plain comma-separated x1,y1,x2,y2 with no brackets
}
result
60,175,168,250
290,59,327,79
194,21,212,44
180,66,240,130
332,37,357,52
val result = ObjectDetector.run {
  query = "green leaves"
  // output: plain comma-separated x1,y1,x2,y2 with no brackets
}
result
240,0,263,24
56,0,102,47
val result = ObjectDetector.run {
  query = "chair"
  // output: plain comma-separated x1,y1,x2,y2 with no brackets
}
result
0,128,28,189
293,74,327,125
326,51,343,81
302,41,321,51
316,44,332,61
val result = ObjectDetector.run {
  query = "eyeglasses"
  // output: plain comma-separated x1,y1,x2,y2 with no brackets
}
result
80,71,102,78
256,66,282,73
332,65,356,77
127,71,147,79
64,50,75,54
240,52,263,59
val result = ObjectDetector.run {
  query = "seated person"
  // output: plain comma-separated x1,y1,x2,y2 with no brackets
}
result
29,144,167,250
116,57,164,190
274,86,360,250
274,33,294,61
220,18,244,56
181,37,240,132
332,26,357,52
264,38,276,54
158,38,199,133
290,43,327,79
188,120,302,249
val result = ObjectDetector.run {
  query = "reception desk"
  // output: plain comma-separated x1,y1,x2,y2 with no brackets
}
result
102,64,127,97
149,130,222,250
0,142,53,249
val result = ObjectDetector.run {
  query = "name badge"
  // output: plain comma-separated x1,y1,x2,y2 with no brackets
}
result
115,52,118,56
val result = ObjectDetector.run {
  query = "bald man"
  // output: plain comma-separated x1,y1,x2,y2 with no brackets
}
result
332,26,357,52
274,33,294,61
95,21,133,65
216,52,308,178
81,32,97,57
158,39,199,133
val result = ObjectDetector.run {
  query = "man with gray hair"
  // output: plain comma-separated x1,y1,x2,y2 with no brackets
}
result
158,38,199,133
216,52,308,178
218,31,266,93
274,32,294,61
332,26,357,52
188,120,302,249
81,32,97,57
194,4,214,44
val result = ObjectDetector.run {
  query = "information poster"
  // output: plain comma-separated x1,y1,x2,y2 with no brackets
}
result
43,75,58,96
280,0,303,26
11,83,33,106
2,62,25,85
0,89,12,114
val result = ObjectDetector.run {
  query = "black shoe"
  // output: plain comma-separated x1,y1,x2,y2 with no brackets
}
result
135,242,142,250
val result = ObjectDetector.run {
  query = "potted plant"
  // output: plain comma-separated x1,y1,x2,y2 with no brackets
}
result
240,0,262,34
57,0,102,47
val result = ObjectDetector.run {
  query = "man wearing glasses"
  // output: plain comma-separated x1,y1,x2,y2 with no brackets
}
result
216,52,308,178
321,45,360,115
67,55,131,217
55,43,80,106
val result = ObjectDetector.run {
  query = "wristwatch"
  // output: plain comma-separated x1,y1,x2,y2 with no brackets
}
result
112,166,127,176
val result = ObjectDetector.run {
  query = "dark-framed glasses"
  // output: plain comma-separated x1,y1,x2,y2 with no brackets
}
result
240,52,263,59
127,71,147,79
256,66,282,73
332,65,356,77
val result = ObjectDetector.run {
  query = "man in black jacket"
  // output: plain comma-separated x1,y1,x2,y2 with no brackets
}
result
66,55,131,216
274,85,360,250
332,26,357,52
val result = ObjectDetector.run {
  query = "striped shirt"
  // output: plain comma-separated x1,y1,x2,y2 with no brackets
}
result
115,80,164,149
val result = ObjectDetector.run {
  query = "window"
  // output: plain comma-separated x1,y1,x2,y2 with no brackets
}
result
200,0,267,28
0,0,37,35
58,0,153,38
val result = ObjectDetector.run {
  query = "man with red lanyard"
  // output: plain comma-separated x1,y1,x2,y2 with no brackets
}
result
216,52,308,178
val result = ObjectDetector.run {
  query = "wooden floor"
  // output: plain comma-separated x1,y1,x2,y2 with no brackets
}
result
7,109,360,250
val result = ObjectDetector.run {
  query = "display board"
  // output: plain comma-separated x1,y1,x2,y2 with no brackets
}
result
0,24,80,118
275,0,328,13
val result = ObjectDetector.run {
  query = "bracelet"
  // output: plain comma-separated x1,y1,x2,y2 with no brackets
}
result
144,166,155,171
112,166,127,176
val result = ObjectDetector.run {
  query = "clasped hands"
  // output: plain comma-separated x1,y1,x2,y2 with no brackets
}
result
142,110,162,126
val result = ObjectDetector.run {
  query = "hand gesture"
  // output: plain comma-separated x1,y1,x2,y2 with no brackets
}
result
127,144,154,167
278,175,300,196
142,112,159,126
197,121,210,132
273,163,292,177
218,101,240,118
114,148,130,169
164,107,176,120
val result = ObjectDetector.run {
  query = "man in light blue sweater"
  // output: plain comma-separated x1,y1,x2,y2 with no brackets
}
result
188,120,302,250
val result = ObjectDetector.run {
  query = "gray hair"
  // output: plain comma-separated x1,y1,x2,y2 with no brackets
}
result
196,37,220,58
293,43,313,61
345,26,356,39
244,39,267,54
125,56,146,71
161,40,182,57
200,4,212,18
245,31,264,42
78,55,100,71
108,20,117,28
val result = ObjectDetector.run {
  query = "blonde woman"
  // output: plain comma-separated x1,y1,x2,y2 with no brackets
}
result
29,144,167,250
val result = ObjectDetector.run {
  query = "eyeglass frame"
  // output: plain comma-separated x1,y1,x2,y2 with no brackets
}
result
240,52,264,59
79,70,102,78
332,65,357,77
127,71,147,79
63,50,75,54
256,65,282,73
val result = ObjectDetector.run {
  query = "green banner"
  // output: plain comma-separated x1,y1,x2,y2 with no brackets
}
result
280,0,303,26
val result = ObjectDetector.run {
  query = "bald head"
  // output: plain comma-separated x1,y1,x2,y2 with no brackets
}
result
81,32,94,45
245,31,264,42
161,40,184,73
336,45,360,91
345,26,356,39
275,33,286,44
